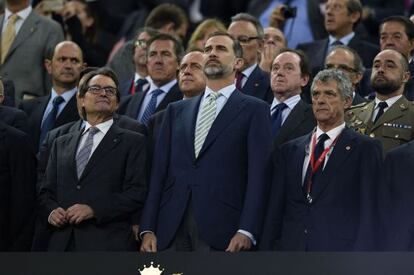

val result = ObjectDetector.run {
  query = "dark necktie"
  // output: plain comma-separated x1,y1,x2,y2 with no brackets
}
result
374,101,388,123
76,127,100,178
39,96,64,148
133,78,148,94
140,89,163,125
331,40,343,46
235,72,244,91
271,103,288,137
303,133,330,192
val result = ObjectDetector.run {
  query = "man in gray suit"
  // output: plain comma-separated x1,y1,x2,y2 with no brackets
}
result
0,0,64,104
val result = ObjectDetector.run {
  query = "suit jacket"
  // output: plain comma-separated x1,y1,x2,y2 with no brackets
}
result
140,90,272,250
39,123,147,251
274,99,316,149
379,141,414,250
261,128,382,251
241,66,273,104
120,83,182,119
0,105,29,133
19,93,79,151
346,96,414,153
297,35,380,77
0,11,64,102
247,0,327,41
0,122,36,251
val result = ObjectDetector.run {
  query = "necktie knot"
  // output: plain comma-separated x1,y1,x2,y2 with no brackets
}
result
208,92,221,101
374,101,388,123
53,95,64,107
331,40,343,46
235,72,244,90
8,14,19,24
272,102,288,113
87,126,99,136
135,78,148,93
377,101,388,110
151,88,163,97
315,133,330,158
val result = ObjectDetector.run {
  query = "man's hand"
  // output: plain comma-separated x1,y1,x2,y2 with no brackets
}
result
140,232,157,252
269,5,287,29
225,232,252,252
132,224,140,241
66,204,94,225
260,43,279,73
49,207,68,228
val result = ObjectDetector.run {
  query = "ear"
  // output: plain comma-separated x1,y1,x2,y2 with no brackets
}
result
45,59,52,74
76,92,85,107
83,16,94,28
344,95,353,109
0,94,4,104
353,72,363,85
257,38,264,54
300,74,310,87
402,70,411,84
350,11,361,25
233,57,245,71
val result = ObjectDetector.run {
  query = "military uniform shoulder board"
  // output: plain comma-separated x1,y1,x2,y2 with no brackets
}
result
349,101,369,109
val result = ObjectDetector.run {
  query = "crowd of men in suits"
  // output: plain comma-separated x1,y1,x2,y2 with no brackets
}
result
3,0,414,252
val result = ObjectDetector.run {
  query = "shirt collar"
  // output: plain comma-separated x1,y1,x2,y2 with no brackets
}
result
270,94,301,111
315,122,346,141
134,73,151,83
242,63,258,79
50,87,77,103
83,119,114,136
148,78,177,95
328,32,355,46
5,5,32,22
204,83,236,100
374,94,402,109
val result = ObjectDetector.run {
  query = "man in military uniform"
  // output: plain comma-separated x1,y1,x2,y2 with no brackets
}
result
346,49,414,153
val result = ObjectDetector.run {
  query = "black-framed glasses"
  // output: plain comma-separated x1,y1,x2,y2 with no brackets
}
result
87,85,118,97
135,39,147,48
325,64,358,73
235,35,260,44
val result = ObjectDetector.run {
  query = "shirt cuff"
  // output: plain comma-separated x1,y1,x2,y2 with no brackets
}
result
139,230,154,240
237,229,256,246
47,210,55,224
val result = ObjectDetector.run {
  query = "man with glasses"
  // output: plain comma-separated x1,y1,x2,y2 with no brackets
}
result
324,45,367,105
120,33,183,125
118,28,159,97
228,13,273,104
19,41,85,152
39,67,147,251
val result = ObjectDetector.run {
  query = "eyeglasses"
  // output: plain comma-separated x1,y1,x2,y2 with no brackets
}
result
135,39,147,48
235,35,260,44
86,85,118,97
325,64,358,73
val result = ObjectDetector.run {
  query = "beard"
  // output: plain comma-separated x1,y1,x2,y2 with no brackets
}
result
204,60,232,79
371,76,402,95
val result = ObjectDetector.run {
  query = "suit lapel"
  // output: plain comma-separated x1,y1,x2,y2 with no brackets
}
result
126,92,146,119
293,134,310,199
311,128,356,201
34,97,49,136
55,93,78,126
371,97,410,131
155,83,182,112
63,130,83,183
79,124,122,181
5,11,38,62
243,66,266,98
275,100,309,145
197,91,245,158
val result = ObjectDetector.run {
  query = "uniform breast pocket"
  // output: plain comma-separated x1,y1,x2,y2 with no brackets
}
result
382,125,412,142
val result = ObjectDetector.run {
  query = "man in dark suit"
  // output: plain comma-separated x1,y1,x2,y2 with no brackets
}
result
120,33,183,125
228,13,273,103
261,69,382,251
0,80,28,133
140,32,272,252
379,140,414,250
19,41,84,151
270,48,316,149
346,49,414,153
118,28,159,98
0,122,36,251
297,0,379,77
0,0,64,103
325,45,367,105
39,67,147,251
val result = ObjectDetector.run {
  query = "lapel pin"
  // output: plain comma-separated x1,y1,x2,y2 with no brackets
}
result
113,138,118,143
254,83,259,87
346,146,351,150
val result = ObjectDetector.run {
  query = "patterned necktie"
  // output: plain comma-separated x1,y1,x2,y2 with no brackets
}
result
235,72,244,91
374,101,388,123
76,126,100,178
303,133,330,190
140,88,163,125
194,92,221,157
39,96,65,148
271,102,288,137
133,78,148,94
1,14,19,64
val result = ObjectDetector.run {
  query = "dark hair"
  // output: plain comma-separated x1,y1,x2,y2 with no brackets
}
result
206,31,244,58
78,67,120,102
144,4,188,35
230,13,264,39
380,16,414,40
71,0,99,43
345,0,363,28
276,48,310,77
134,27,160,46
146,33,185,63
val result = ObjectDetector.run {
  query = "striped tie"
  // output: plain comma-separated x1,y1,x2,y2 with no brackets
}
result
76,127,100,178
194,92,221,157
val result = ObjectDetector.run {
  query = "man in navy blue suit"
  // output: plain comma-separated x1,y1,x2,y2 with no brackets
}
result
261,69,382,251
140,32,272,252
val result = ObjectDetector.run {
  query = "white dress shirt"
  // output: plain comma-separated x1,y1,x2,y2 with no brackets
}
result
372,95,402,122
2,5,32,34
270,94,301,125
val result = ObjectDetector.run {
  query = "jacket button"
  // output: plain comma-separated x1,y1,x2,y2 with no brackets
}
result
304,229,308,234
76,185,81,190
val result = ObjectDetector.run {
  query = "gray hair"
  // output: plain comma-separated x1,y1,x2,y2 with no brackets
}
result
231,13,264,39
311,69,353,100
